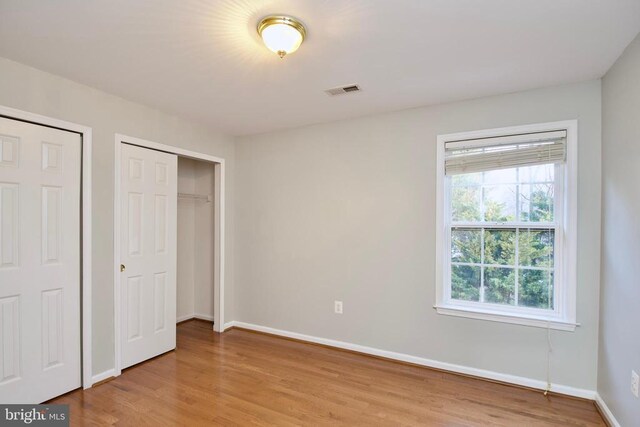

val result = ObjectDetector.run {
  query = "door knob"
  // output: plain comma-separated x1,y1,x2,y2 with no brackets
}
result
120,264,126,272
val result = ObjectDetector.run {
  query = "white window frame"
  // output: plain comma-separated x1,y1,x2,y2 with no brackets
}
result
434,120,578,331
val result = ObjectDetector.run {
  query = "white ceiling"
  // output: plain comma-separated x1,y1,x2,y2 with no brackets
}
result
1,1,639,136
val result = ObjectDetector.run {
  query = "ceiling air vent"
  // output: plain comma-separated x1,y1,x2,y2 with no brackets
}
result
324,84,361,96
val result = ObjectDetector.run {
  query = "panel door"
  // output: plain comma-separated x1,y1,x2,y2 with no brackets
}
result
0,117,81,403
120,143,177,369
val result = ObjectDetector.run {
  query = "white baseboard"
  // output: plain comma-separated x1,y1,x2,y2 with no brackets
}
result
223,320,237,331
177,313,215,323
177,314,194,323
229,321,596,400
91,368,117,387
595,393,621,427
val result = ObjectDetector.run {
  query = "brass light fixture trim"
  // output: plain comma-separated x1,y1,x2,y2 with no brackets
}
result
257,15,307,58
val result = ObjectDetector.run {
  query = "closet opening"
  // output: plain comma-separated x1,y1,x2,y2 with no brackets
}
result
113,134,226,375
177,157,216,325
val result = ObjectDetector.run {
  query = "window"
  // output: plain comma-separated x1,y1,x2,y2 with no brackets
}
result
435,122,577,331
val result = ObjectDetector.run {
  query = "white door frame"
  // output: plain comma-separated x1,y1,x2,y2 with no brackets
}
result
113,134,226,376
0,104,93,390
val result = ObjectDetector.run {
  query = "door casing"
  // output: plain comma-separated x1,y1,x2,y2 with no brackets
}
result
0,104,93,390
113,133,226,377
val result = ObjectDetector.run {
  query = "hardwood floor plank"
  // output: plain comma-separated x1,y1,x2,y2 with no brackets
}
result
50,320,605,426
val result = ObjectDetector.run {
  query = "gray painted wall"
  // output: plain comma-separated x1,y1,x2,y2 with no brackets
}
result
235,80,602,390
600,33,640,426
0,57,236,376
0,52,610,396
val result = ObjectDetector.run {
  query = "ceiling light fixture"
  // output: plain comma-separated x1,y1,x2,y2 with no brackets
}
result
257,15,306,59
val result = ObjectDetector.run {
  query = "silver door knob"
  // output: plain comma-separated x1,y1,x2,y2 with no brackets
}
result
120,264,126,272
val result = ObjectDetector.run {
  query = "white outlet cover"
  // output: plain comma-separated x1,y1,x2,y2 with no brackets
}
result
334,301,343,314
632,370,639,398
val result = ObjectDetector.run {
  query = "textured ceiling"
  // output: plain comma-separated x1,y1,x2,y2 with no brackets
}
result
0,0,639,135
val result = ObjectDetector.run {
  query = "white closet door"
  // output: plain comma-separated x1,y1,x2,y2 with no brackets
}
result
120,144,177,369
0,117,81,403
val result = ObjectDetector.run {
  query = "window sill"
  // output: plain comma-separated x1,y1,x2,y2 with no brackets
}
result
433,305,578,331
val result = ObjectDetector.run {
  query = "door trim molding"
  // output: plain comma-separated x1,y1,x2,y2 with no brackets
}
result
0,104,93,390
113,133,226,376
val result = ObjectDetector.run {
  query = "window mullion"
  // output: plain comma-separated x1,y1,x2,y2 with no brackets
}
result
516,167,520,221
514,168,520,307
451,222,555,229
515,227,519,306
480,227,485,303
481,171,485,221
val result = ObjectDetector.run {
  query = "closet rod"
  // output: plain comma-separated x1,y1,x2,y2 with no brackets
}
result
178,192,211,203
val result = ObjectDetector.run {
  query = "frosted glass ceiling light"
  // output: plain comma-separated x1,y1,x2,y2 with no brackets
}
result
258,16,306,59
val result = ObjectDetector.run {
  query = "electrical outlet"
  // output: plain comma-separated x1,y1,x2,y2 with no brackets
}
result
632,370,639,398
334,300,343,314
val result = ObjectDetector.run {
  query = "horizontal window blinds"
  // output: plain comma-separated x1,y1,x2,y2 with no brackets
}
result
445,130,566,175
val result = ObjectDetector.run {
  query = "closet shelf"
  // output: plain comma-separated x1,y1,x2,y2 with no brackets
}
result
178,192,212,203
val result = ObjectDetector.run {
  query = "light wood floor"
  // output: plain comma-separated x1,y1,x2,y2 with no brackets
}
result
51,320,605,426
